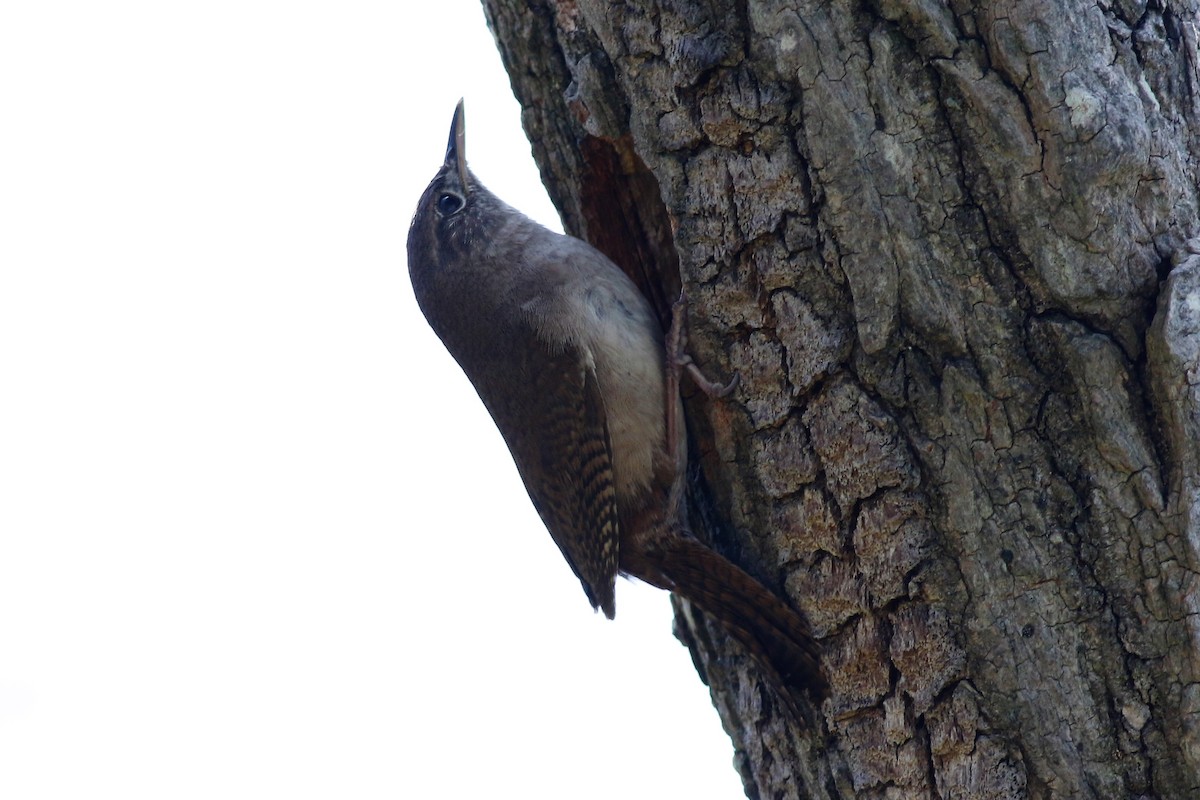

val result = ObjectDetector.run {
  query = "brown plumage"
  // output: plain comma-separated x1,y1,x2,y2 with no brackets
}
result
407,101,826,700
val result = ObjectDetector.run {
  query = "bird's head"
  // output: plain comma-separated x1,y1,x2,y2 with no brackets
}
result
407,100,486,277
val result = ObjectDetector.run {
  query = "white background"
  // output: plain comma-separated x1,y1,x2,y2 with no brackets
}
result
0,2,745,798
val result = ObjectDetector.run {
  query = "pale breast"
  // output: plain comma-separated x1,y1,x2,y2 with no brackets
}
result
577,282,670,505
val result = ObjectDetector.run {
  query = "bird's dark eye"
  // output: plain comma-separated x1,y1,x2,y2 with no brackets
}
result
437,192,464,215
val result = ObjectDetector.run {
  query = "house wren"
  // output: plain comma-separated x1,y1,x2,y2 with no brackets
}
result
407,101,826,699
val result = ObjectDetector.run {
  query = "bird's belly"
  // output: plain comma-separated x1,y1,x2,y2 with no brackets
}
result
591,329,669,504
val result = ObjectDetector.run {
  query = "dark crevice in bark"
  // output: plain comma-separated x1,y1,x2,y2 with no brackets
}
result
577,134,681,325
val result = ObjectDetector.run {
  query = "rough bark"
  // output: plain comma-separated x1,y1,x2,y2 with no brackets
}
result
480,1,1200,797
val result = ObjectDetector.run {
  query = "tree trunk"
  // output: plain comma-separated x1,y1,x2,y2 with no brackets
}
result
480,1,1200,797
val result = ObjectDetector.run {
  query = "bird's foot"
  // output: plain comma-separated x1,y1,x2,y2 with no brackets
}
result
667,291,740,400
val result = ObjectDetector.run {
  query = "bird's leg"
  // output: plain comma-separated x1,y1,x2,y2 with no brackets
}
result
664,291,739,515
668,293,740,399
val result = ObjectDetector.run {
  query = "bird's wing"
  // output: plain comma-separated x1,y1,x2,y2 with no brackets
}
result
471,321,621,619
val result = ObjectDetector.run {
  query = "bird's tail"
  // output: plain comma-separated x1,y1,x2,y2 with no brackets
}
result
627,532,829,701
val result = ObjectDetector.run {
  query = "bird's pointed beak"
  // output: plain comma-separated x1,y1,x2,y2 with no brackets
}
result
444,99,469,193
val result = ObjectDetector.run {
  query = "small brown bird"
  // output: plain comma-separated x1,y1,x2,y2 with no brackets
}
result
407,101,826,699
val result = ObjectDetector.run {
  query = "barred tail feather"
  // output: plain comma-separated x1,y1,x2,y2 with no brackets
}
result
627,533,829,700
